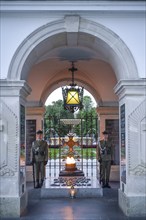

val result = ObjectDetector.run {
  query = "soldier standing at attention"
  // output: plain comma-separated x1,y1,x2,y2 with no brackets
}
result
97,131,114,188
31,130,48,188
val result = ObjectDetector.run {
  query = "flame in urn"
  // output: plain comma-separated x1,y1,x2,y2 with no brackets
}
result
66,157,76,164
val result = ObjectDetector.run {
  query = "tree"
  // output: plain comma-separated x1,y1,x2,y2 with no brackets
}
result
74,96,98,137
44,96,98,140
83,96,93,111
44,100,74,139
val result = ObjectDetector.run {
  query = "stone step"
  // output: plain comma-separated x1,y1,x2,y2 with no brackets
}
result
41,187,103,199
41,176,103,198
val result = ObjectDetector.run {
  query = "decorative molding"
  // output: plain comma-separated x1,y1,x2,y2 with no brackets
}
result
97,106,119,116
98,101,119,107
114,79,146,100
1,1,145,13
128,99,146,176
129,164,146,176
0,167,15,176
26,101,44,107
0,80,31,98
0,99,18,176
7,17,138,81
26,106,46,116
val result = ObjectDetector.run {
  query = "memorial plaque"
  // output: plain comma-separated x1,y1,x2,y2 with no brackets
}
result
20,105,25,166
120,104,126,183
105,119,119,165
26,120,36,165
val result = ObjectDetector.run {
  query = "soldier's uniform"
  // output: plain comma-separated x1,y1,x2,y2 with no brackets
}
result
31,137,48,188
97,133,114,188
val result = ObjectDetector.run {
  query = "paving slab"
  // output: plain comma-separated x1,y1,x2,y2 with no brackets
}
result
1,182,146,220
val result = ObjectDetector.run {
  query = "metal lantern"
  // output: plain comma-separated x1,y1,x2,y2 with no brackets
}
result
62,62,84,113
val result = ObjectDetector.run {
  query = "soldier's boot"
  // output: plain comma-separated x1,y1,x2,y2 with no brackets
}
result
102,180,106,188
35,180,40,188
40,179,44,188
105,180,111,188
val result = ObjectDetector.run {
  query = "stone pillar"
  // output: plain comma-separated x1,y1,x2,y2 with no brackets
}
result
96,105,119,137
26,106,46,131
0,80,31,218
115,79,146,217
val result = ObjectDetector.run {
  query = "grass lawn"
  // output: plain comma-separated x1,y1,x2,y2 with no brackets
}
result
49,147,97,159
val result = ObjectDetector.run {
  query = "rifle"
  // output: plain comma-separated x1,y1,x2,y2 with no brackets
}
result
97,139,102,184
99,160,102,184
31,148,36,188
32,162,35,188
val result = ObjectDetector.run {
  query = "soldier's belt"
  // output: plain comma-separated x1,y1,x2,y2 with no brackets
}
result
40,151,45,156
34,151,39,155
34,151,45,156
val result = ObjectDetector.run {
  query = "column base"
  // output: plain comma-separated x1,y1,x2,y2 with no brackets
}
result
118,189,146,217
0,192,27,218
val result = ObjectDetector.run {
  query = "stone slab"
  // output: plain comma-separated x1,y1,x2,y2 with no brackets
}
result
0,192,27,218
118,189,146,217
40,177,103,199
41,187,103,199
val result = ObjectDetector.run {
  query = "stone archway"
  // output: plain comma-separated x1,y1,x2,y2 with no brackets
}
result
8,16,138,81
1,16,146,218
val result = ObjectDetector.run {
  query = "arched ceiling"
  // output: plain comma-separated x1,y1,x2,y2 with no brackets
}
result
26,32,118,106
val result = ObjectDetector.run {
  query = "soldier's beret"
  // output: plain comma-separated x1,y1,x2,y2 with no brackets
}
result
36,130,43,134
102,130,108,135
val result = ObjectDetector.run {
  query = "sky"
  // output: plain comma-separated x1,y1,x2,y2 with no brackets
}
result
45,87,96,107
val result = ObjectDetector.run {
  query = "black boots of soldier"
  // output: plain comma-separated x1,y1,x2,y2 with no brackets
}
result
35,180,40,188
101,180,111,188
35,179,44,188
40,179,44,187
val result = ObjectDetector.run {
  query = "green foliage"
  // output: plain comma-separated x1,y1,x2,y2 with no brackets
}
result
83,95,93,111
74,96,97,137
49,147,97,159
44,96,98,139
44,100,74,138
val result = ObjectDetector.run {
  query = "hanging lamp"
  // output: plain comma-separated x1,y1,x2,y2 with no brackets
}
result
62,62,84,113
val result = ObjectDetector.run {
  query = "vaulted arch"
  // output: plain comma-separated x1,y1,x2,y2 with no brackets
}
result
8,16,138,82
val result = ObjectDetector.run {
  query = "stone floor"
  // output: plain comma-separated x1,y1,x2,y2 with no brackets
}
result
1,181,146,220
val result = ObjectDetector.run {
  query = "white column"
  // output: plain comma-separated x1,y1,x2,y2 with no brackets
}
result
115,79,146,217
0,80,31,218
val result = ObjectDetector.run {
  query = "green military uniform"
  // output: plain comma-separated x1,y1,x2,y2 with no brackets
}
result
31,139,48,188
97,139,114,188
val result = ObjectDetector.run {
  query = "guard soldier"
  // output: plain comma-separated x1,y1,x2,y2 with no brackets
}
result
97,131,114,188
31,130,48,188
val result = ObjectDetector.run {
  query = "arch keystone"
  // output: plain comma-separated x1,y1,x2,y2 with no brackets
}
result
65,15,80,32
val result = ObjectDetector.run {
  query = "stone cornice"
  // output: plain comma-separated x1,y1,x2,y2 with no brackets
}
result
0,80,31,98
96,106,119,115
1,1,145,13
114,79,146,100
98,101,119,107
26,101,44,107
26,106,46,116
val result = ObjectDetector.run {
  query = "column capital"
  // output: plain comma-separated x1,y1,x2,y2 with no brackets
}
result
96,106,119,116
114,79,146,100
0,80,31,99
26,106,46,116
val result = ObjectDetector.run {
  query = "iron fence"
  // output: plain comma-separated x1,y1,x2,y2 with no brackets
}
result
44,114,100,180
